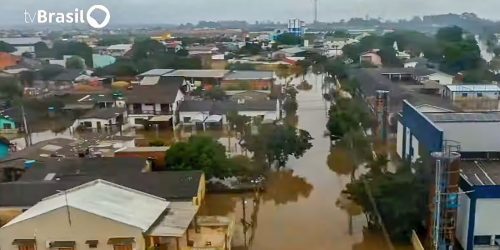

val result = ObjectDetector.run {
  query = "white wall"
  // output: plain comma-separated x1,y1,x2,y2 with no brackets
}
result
429,72,454,85
405,127,411,160
396,121,404,158
438,121,500,152
475,199,500,236
0,207,145,250
128,114,150,128
78,118,113,129
450,91,499,101
456,189,471,249
411,135,419,163
179,111,210,124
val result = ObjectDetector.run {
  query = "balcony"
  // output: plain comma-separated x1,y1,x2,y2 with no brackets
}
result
129,110,173,115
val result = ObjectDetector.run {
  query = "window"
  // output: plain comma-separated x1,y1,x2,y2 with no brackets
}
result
462,93,468,97
184,117,192,123
12,239,35,250
113,245,132,250
86,240,98,248
3,123,12,129
474,235,492,245
477,93,483,97
108,237,134,250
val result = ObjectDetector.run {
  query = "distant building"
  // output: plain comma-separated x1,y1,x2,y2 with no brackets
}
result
92,54,116,68
0,53,20,70
359,50,383,66
443,85,500,101
288,19,306,37
222,70,275,93
76,107,127,131
0,37,42,56
0,115,16,134
105,44,133,57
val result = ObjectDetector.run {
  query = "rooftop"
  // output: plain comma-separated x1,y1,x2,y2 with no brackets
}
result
223,70,274,80
461,161,500,186
0,37,42,45
446,84,500,92
51,69,85,82
179,100,277,113
3,179,169,231
80,107,125,119
106,44,133,51
425,112,500,123
139,69,175,77
115,146,170,153
164,69,229,79
125,77,183,104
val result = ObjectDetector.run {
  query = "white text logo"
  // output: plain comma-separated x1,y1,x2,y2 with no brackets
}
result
24,5,111,29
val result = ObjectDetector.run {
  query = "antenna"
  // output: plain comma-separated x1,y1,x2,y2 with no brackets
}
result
314,0,318,23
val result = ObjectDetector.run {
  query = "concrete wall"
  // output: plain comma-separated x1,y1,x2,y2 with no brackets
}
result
438,122,500,152
456,188,471,250
78,118,115,129
0,206,145,250
428,72,453,85
446,91,499,101
396,121,404,158
474,199,500,236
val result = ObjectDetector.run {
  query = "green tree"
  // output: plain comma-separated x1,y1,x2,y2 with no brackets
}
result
176,49,189,57
295,59,312,80
276,33,303,45
65,56,85,70
34,42,52,58
40,64,64,80
97,36,130,46
0,41,16,53
237,43,263,55
165,135,234,178
205,86,226,100
131,39,166,61
0,77,23,101
283,86,299,117
436,26,463,43
19,71,35,87
52,41,93,67
243,124,313,168
226,111,251,134
324,59,348,79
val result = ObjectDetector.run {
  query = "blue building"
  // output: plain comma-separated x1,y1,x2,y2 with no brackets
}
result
0,136,10,159
287,19,305,37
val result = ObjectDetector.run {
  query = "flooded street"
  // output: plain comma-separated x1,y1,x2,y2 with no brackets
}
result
200,73,412,250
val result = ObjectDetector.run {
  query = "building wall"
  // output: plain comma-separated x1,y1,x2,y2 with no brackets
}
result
474,199,500,236
438,122,500,153
445,91,499,101
78,118,117,129
396,121,404,158
115,151,166,168
456,188,471,249
128,114,151,128
179,111,210,125
221,80,273,91
0,118,16,130
0,206,145,250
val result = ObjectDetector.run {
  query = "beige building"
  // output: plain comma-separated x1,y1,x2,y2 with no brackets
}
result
0,179,231,250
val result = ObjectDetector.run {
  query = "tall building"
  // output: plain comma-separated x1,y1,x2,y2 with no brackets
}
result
288,19,306,37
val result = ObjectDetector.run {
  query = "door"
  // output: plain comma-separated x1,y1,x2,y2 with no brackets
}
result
97,121,102,130
113,245,132,250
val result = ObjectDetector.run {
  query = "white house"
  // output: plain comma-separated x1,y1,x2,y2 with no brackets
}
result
76,107,127,131
105,44,133,57
417,71,454,86
443,85,500,101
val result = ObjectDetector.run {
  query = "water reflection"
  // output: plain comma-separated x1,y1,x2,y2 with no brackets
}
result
262,170,313,205
327,146,356,176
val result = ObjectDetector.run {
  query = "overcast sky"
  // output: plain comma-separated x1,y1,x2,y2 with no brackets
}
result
2,0,500,26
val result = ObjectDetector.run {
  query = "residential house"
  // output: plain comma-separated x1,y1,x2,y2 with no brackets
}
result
163,70,229,90
0,37,42,56
0,179,228,250
125,77,185,127
92,54,116,68
359,50,383,66
0,157,205,209
137,69,175,85
0,53,20,70
272,47,306,59
187,45,219,56
179,99,280,129
443,85,500,101
76,107,127,131
404,57,429,68
50,69,87,89
0,115,16,134
114,146,170,169
222,71,275,94
72,93,127,109
105,44,133,57
416,70,454,86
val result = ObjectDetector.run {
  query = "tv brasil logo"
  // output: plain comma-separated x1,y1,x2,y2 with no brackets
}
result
24,5,111,29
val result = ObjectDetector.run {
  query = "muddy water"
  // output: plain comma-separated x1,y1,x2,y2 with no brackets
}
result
200,73,412,250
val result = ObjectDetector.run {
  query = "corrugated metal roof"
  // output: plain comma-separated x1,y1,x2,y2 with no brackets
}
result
106,44,133,51
446,84,500,92
165,70,229,78
148,202,197,237
139,69,175,77
426,112,500,123
223,71,274,80
3,180,169,231
0,37,42,45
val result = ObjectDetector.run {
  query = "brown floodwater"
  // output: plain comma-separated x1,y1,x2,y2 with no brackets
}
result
199,73,413,250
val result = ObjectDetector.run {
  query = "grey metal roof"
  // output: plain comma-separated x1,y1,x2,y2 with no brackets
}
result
164,70,229,78
178,100,213,112
139,69,175,77
3,180,169,231
461,161,500,186
223,71,274,81
425,112,500,123
179,100,277,113
81,107,125,119
125,77,183,104
0,37,42,45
